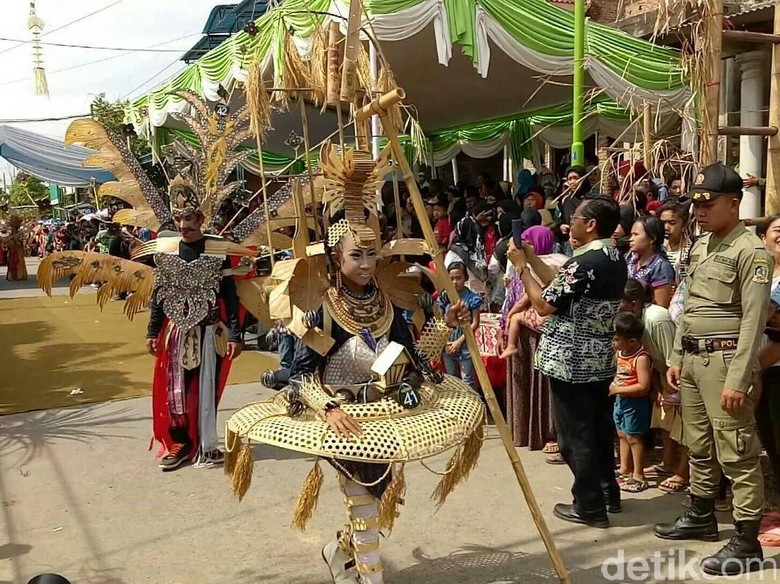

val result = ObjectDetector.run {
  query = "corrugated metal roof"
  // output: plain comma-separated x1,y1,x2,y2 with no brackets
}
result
725,0,778,17
182,0,272,64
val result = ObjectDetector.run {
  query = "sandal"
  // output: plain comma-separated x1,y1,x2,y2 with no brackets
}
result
542,442,559,455
545,453,566,465
645,464,674,479
620,478,650,493
659,477,689,494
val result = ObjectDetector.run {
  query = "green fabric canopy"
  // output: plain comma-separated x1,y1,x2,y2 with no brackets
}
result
131,0,689,161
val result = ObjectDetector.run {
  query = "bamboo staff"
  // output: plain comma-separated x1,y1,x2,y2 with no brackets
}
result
256,139,275,269
357,89,571,584
298,97,321,239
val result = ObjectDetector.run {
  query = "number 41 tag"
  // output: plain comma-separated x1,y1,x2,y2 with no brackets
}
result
398,385,421,410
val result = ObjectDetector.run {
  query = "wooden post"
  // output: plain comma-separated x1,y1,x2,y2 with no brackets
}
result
643,102,653,170
358,89,572,584
702,0,725,164
766,5,780,214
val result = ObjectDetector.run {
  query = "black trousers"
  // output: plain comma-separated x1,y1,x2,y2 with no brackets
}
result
549,377,619,517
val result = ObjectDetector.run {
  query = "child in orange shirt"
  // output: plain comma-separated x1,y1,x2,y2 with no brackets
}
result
610,311,653,493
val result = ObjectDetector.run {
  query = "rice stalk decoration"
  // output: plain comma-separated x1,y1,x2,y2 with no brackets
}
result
245,56,272,144
308,24,329,107
28,0,48,97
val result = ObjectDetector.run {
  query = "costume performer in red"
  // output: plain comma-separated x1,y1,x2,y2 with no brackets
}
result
36,90,296,471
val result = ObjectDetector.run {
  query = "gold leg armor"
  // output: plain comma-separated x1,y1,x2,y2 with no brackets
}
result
339,475,384,584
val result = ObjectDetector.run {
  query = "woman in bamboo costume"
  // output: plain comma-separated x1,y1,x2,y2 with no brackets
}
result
225,145,485,584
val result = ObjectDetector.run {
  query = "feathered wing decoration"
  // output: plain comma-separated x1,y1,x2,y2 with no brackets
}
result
266,254,334,355
169,90,254,230
374,259,423,312
231,176,322,249
65,119,173,231
37,251,155,320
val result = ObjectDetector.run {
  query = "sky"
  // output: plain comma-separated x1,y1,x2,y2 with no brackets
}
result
0,0,219,140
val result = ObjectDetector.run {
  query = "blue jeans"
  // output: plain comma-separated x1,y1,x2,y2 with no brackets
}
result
443,354,476,388
278,333,296,370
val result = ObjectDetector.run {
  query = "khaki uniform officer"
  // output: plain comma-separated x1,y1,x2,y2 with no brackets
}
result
655,164,771,576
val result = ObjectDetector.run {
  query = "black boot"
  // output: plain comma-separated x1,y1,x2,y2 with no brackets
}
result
700,520,764,576
654,494,719,541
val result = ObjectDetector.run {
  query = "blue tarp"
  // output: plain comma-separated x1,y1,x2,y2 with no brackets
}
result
0,125,115,187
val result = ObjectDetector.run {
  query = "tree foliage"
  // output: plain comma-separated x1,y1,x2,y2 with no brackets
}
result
90,93,151,160
8,172,50,219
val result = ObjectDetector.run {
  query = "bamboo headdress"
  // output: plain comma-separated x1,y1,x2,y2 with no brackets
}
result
66,90,254,233
319,142,383,249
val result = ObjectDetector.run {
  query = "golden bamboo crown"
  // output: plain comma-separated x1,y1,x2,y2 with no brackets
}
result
320,142,383,250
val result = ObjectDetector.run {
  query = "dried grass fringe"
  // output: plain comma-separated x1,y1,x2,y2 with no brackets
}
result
379,465,406,532
292,459,325,530
245,57,272,144
231,440,255,502
431,420,486,510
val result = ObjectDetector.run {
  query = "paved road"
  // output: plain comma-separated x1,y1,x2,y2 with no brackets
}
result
2,257,778,583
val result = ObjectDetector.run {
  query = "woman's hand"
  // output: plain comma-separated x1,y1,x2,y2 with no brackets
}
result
325,407,363,439
507,240,527,270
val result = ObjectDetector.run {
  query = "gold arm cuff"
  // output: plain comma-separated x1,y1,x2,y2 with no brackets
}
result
345,494,377,508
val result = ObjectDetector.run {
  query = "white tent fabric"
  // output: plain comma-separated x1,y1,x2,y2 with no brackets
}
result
474,7,689,112
0,125,115,187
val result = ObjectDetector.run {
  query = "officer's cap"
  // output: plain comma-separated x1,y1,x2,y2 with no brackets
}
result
689,164,743,203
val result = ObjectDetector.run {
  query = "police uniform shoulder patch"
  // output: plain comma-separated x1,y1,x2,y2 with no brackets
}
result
753,260,770,284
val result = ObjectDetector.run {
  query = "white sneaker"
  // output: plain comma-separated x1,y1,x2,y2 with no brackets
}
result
322,541,358,584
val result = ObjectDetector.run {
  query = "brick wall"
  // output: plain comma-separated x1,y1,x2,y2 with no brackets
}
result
589,0,657,23
589,0,620,22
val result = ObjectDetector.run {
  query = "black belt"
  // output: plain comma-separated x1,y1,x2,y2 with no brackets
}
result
681,336,739,354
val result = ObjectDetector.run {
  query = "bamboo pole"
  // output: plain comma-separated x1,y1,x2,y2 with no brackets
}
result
256,137,275,269
643,102,653,170
571,0,586,165
703,0,725,165
767,5,780,214
298,97,320,240
392,166,402,237
372,89,571,584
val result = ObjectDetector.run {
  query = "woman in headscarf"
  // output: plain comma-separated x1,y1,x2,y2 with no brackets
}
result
513,168,536,200
488,212,520,311
499,225,569,455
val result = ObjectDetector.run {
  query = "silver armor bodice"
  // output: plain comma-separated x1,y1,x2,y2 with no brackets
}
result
322,334,390,386
154,252,224,331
